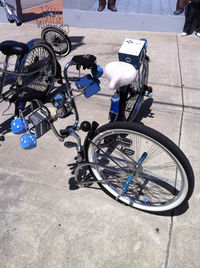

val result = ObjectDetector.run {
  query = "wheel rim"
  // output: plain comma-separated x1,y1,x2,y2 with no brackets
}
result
43,30,70,56
22,45,55,92
88,129,189,212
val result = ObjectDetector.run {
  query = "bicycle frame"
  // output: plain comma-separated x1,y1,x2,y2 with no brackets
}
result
0,0,22,26
16,59,103,162
45,61,80,141
0,54,49,102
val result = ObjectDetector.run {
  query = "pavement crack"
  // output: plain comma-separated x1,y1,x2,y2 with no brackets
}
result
176,34,185,114
164,215,174,268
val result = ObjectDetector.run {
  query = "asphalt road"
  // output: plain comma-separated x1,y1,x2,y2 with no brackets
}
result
7,0,52,10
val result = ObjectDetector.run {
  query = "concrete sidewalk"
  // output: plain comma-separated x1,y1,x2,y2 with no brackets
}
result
0,23,200,268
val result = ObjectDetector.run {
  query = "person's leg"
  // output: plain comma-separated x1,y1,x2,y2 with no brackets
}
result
108,0,117,12
98,0,106,12
174,0,186,15
177,0,186,10
195,4,200,35
183,4,196,34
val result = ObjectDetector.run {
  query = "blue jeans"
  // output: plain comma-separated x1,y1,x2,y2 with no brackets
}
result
183,3,200,33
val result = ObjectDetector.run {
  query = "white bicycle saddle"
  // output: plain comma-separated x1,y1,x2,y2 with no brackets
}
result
104,61,137,90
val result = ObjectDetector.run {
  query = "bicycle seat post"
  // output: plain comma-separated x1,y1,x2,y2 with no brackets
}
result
15,55,21,71
15,55,23,86
0,55,9,96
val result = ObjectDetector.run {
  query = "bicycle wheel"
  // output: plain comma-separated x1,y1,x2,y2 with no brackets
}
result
140,54,149,86
86,122,194,213
21,40,57,95
118,55,150,121
118,84,144,121
41,26,71,57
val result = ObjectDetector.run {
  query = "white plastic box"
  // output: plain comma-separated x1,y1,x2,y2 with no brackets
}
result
118,38,145,70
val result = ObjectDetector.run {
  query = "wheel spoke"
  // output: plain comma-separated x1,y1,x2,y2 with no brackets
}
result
22,43,55,93
88,123,192,212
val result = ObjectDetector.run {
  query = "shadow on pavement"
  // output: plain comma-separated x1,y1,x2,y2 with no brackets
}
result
68,160,101,191
0,104,34,137
70,36,85,52
22,11,62,23
134,97,154,123
0,115,13,135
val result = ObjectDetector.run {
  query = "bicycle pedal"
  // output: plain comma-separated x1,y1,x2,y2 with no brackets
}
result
121,148,135,156
78,180,94,188
60,128,70,137
117,137,132,147
64,141,77,148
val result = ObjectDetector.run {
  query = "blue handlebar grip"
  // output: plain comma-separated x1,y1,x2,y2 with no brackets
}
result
91,64,103,79
140,38,148,48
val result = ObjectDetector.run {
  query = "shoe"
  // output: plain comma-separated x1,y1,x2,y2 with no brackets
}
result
196,32,200,37
98,0,106,11
98,4,106,11
174,9,184,15
108,5,117,12
181,32,188,36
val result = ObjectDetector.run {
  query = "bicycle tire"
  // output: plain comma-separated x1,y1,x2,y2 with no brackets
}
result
118,84,144,121
86,121,194,213
41,26,71,57
20,39,57,95
118,55,149,121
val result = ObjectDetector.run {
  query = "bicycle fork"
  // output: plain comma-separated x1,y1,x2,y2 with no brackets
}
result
116,152,148,200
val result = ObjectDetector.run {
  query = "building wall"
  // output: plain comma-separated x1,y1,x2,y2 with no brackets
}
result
63,0,96,11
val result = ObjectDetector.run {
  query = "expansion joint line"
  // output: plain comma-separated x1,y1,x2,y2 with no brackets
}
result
164,34,184,268
176,34,185,149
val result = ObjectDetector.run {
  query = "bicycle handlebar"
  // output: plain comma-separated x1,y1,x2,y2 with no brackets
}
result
63,60,76,87
63,58,103,87
0,0,22,26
